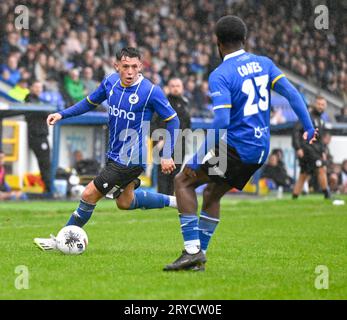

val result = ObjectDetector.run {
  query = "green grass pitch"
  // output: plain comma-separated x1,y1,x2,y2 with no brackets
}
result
0,195,346,300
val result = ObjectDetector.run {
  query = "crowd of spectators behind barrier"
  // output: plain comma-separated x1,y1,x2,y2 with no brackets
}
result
0,0,346,117
261,137,347,194
1,0,347,194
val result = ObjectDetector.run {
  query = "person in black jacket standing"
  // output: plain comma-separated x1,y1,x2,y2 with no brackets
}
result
292,95,330,199
152,78,191,195
25,80,51,193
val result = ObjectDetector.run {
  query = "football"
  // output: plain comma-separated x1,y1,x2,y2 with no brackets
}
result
56,226,88,255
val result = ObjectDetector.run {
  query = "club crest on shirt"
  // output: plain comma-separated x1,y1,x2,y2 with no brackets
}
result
129,93,139,104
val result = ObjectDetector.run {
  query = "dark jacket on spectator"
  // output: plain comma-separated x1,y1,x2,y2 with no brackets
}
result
292,108,325,155
24,94,49,137
261,163,292,188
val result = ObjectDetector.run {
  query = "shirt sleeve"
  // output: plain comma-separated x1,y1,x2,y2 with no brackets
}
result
149,85,177,122
149,85,180,159
273,74,314,136
268,59,286,89
208,72,232,111
86,78,107,105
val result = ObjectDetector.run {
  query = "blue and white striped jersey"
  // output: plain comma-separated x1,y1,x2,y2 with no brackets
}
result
85,73,177,167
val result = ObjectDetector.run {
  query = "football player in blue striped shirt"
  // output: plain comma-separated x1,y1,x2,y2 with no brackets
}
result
164,16,318,271
34,47,180,251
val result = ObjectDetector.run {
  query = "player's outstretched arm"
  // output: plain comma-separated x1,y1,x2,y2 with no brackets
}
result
273,76,317,144
57,79,107,121
160,115,180,174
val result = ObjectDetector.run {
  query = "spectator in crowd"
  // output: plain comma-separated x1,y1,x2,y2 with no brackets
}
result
1,32,22,58
0,0,346,116
0,150,27,200
72,150,84,169
64,69,85,104
24,80,52,194
339,160,347,194
261,151,293,191
0,121,2,152
271,148,290,177
81,67,98,93
8,78,30,101
34,52,48,84
335,105,347,123
315,131,336,193
322,131,334,173
328,163,341,193
72,150,100,176
0,55,21,86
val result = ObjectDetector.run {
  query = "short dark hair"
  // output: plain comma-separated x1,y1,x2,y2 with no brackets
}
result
29,79,41,86
215,15,247,47
316,95,326,101
116,47,141,61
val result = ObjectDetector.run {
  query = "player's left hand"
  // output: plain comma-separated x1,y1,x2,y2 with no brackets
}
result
303,128,319,145
183,166,197,178
161,158,176,175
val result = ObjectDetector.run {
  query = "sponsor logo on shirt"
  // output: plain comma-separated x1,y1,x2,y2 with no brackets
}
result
254,126,269,139
109,106,135,121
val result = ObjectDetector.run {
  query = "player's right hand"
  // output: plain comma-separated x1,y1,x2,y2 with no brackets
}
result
183,166,197,178
47,113,62,126
303,128,319,145
161,158,176,175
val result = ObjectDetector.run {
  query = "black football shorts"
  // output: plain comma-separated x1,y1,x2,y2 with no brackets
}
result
298,149,325,175
93,160,143,197
201,144,262,190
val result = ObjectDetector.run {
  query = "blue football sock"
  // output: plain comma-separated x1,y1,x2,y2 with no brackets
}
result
66,199,96,227
199,211,220,254
179,214,200,254
128,190,170,210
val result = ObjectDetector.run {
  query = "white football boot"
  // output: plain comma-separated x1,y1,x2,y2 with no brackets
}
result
33,234,58,251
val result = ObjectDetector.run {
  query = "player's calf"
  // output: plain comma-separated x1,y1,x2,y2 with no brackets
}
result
121,189,177,210
116,180,177,210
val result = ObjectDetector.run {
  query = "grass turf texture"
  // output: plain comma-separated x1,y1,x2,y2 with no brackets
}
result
0,195,346,300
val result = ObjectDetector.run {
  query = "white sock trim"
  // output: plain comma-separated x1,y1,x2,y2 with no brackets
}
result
169,196,177,208
184,239,200,254
200,214,220,222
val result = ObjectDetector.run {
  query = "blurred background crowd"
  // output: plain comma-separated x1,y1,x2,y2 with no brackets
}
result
1,0,346,115
0,0,347,196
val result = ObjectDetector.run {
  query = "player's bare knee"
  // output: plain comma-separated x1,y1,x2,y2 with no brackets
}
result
81,184,95,202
